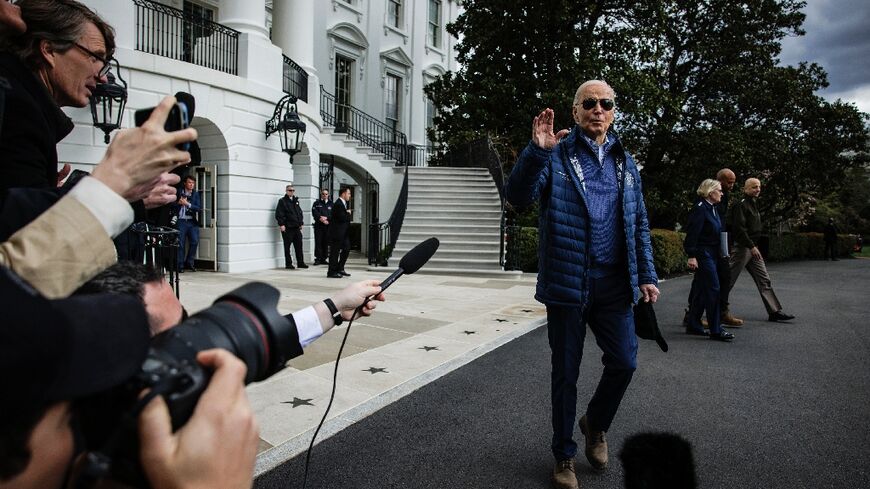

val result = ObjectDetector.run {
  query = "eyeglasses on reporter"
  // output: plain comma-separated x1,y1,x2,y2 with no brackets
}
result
71,42,112,77
578,98,615,111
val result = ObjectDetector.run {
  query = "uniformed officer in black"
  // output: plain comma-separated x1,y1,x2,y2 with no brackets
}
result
275,184,308,269
311,188,332,265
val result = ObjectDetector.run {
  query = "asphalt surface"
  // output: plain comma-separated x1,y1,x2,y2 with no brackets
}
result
256,258,870,489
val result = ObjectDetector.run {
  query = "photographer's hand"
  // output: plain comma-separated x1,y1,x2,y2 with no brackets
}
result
92,96,197,203
138,349,259,489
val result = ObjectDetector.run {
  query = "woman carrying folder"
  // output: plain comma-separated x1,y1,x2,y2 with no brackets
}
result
683,179,734,341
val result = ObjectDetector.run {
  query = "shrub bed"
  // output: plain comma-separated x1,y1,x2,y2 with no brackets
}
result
509,229,855,275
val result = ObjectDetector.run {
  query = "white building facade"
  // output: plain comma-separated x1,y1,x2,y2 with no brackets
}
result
59,0,461,272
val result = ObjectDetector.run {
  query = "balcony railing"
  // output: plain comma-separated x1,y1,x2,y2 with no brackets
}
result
282,55,308,102
320,86,408,165
134,0,239,75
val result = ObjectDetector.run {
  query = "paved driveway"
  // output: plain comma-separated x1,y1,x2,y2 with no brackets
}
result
256,259,870,489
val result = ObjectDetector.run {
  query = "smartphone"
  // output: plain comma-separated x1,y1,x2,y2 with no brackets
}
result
134,102,190,150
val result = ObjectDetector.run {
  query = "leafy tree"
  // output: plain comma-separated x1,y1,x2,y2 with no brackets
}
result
429,0,869,229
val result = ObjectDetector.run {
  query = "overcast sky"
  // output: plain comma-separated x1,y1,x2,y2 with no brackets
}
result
778,0,870,114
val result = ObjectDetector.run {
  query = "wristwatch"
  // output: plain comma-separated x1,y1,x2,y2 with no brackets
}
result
323,298,343,326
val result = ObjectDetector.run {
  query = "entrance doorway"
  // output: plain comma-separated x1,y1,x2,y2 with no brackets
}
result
193,164,217,270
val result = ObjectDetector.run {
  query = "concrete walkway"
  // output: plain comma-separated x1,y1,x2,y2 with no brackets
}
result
176,256,546,476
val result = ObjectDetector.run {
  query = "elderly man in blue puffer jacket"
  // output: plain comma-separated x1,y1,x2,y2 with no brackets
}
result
505,80,659,489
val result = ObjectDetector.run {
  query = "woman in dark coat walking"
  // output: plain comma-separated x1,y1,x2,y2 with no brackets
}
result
684,179,734,341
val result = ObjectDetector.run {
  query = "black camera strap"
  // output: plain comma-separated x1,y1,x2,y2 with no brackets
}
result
301,304,365,489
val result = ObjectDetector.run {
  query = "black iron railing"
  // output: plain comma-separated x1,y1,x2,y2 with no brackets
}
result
134,0,239,75
320,86,408,165
406,144,439,167
368,222,391,266
502,224,523,271
368,161,410,266
282,55,308,102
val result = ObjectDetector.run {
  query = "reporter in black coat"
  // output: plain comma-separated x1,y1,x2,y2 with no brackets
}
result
684,179,733,341
327,187,351,277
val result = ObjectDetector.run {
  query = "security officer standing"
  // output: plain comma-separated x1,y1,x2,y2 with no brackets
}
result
311,189,332,265
275,184,308,269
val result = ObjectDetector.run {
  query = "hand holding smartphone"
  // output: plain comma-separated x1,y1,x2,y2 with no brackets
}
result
134,102,190,151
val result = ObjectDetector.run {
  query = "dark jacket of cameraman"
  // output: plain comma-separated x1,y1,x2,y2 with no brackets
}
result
0,52,73,194
275,195,304,228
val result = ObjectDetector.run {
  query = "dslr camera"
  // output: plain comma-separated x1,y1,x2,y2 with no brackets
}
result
75,282,301,488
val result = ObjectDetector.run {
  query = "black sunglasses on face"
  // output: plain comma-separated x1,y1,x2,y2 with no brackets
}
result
580,98,615,111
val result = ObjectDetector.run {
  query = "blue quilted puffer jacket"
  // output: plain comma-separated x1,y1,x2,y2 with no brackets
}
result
505,126,658,308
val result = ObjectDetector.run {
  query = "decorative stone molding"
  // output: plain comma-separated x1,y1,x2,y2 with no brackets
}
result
327,22,369,79
380,47,413,92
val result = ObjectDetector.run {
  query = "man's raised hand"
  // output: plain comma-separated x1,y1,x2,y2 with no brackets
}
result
531,108,570,150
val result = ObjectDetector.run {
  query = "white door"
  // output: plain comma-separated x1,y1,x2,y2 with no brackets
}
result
194,165,217,270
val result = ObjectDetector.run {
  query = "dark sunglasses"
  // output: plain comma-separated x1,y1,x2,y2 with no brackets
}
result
580,98,615,111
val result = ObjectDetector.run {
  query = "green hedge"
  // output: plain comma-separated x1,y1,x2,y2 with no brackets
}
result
650,229,687,276
506,227,540,273
767,233,853,261
510,228,854,275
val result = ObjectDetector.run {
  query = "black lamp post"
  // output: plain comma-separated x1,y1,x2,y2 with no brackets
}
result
265,94,307,164
89,58,128,144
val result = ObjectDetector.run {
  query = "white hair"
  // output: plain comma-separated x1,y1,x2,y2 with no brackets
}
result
573,80,616,106
696,179,722,198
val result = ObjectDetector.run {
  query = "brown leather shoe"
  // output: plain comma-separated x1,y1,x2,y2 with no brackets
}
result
551,459,579,489
578,415,607,470
721,312,744,327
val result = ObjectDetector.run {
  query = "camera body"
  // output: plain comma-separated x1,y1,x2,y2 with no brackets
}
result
76,282,301,487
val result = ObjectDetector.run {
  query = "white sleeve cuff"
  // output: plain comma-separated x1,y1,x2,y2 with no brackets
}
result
293,305,324,347
67,177,133,238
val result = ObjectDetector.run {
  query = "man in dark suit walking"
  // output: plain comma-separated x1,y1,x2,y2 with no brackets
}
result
327,187,352,278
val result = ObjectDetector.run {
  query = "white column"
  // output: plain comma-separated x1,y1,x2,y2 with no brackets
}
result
272,0,314,69
218,0,281,88
272,0,319,104
219,0,269,39
271,0,321,209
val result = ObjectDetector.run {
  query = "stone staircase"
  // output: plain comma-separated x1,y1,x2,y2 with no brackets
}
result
391,167,507,273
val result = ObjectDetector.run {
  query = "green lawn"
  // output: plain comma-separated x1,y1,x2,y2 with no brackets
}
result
854,246,870,259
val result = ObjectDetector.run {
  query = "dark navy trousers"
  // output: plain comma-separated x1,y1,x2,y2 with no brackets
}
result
546,273,637,462
177,219,199,269
687,247,722,334
688,254,730,315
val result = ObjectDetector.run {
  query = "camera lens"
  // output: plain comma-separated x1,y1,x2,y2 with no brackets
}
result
151,282,300,384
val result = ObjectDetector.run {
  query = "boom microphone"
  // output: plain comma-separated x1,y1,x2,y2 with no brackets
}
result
379,237,440,291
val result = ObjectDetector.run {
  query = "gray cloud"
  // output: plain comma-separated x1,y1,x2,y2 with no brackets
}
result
779,0,870,111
